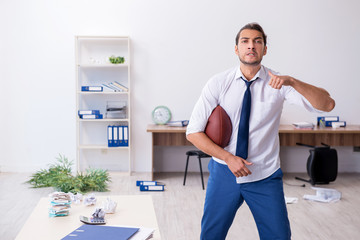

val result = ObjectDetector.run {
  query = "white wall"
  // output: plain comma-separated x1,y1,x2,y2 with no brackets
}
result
1,0,360,173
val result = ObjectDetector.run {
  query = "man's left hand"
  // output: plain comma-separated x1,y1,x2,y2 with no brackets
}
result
268,71,293,89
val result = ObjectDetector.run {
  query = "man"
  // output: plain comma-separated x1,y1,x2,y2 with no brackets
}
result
186,23,335,240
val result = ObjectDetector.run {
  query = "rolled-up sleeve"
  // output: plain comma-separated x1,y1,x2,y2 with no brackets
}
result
283,86,324,113
186,77,221,136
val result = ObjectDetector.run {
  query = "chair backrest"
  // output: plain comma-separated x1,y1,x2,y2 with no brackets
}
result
306,146,338,185
296,142,338,185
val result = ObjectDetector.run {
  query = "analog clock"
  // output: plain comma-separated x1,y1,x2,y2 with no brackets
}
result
152,106,171,125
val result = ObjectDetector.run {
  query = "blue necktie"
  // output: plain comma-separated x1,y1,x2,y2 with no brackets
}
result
235,80,253,159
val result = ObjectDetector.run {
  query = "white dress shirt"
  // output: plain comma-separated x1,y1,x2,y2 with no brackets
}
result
186,65,322,183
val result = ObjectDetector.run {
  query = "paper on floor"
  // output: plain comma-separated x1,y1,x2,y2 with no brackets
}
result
285,196,298,204
303,187,341,203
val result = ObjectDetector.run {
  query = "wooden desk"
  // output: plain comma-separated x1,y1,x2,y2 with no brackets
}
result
147,124,360,179
278,125,360,146
16,195,161,240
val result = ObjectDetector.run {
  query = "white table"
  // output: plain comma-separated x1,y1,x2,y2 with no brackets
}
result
16,195,161,240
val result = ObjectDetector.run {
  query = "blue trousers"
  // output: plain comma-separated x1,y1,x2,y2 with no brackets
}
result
201,159,291,240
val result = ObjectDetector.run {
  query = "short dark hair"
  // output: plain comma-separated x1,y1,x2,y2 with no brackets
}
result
235,23,267,46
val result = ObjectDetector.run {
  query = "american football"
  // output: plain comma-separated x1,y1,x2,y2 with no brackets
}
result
204,105,232,148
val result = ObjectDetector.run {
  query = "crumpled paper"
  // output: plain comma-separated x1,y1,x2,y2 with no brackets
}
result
303,187,341,203
102,197,117,213
68,192,83,204
83,193,97,206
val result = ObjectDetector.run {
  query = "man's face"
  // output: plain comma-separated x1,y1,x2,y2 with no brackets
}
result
235,29,267,66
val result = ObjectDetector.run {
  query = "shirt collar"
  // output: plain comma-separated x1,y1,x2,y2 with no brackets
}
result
235,65,266,82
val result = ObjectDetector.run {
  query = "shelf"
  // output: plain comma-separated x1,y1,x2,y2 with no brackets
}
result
77,91,128,95
78,64,129,68
79,145,130,150
76,36,131,173
78,118,129,122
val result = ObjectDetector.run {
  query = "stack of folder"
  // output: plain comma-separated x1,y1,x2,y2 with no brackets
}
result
78,110,103,119
317,116,346,128
108,125,129,147
136,181,165,192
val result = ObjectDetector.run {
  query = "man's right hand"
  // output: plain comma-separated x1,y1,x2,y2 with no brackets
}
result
186,132,253,177
224,155,253,177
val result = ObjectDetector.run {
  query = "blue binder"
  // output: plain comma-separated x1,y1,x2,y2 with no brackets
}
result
140,185,164,191
136,180,164,186
317,116,339,126
119,125,124,146
123,126,129,147
79,114,103,119
107,126,113,147
78,110,100,115
113,126,119,146
61,224,139,240
81,86,103,92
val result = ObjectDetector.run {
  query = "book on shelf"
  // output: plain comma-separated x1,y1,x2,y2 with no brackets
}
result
113,81,128,92
100,82,128,92
81,86,103,92
109,82,126,92
102,83,121,92
292,122,314,129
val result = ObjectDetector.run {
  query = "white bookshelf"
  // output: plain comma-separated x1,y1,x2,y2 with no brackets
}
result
75,36,131,173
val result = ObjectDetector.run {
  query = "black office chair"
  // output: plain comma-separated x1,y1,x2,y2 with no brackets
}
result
183,150,211,190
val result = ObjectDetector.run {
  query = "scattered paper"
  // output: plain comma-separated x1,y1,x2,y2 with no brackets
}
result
303,187,341,203
84,193,97,206
68,192,83,204
103,197,117,213
285,196,298,204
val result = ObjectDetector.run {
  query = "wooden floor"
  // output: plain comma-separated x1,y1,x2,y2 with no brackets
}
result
1,172,360,240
